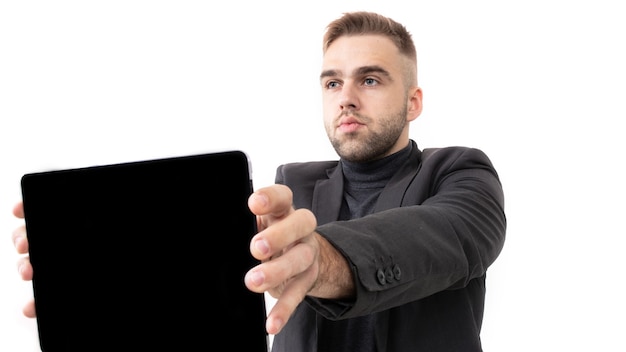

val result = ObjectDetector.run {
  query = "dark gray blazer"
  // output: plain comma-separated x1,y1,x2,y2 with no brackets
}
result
271,140,506,351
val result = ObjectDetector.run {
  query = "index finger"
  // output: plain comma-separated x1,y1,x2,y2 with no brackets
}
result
13,201,24,219
248,184,293,219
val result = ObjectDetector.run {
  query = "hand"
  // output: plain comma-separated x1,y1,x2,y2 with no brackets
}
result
244,184,320,335
11,201,36,318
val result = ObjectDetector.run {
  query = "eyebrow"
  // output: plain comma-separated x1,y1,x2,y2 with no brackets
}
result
320,65,392,81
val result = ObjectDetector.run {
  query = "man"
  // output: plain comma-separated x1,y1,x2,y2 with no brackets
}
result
14,11,506,351
243,11,506,351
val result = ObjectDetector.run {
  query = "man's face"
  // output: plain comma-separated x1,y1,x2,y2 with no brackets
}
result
320,35,421,162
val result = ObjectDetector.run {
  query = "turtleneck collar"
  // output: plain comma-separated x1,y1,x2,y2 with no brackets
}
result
340,142,413,185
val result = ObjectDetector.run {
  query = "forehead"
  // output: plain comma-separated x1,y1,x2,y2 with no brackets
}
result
322,35,403,74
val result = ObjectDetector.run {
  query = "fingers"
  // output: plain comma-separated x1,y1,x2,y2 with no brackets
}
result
12,201,29,255
12,225,29,254
250,208,317,261
23,300,36,318
246,184,322,334
245,236,321,335
248,184,317,261
245,241,317,293
248,185,294,239
265,264,318,335
12,201,35,318
245,242,319,335
13,201,24,219
248,184,293,221
16,256,33,281
13,203,33,281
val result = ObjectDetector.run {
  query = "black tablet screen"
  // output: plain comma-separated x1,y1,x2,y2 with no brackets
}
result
21,150,267,351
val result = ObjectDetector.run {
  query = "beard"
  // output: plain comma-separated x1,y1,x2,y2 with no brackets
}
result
327,102,408,163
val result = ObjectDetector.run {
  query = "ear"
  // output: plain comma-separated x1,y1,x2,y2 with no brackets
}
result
407,87,423,122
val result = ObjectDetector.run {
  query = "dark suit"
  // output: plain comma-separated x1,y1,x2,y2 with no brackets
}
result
271,140,506,351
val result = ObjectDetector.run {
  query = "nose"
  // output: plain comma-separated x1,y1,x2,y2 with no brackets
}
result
339,82,359,110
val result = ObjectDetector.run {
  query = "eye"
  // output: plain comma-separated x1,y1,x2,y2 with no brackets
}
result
363,78,378,86
326,80,340,89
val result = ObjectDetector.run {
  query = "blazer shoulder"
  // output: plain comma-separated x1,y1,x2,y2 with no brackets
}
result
275,160,340,211
275,160,339,186
421,146,496,169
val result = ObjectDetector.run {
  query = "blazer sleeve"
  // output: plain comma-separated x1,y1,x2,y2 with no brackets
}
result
310,147,506,319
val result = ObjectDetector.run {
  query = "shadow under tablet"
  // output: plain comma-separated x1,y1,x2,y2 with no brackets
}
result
21,150,268,351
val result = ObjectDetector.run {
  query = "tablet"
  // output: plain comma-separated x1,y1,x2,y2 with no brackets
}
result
21,150,268,351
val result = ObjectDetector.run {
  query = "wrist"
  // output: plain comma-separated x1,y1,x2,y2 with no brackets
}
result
311,232,354,299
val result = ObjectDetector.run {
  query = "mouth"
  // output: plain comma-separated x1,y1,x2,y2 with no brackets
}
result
337,116,365,133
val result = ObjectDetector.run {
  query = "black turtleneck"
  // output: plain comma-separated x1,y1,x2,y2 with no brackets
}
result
339,143,413,220
318,142,413,352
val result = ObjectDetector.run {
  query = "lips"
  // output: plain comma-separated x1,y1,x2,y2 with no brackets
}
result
337,116,364,133
338,116,361,126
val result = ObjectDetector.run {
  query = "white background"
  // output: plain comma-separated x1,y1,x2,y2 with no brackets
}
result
1,1,625,351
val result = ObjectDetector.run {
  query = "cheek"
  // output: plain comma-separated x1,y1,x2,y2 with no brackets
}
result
322,113,333,134
321,93,333,108
321,98,336,123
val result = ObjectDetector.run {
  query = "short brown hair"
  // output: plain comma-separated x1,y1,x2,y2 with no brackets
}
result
323,11,417,63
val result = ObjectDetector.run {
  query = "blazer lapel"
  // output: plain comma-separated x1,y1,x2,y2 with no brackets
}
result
310,141,424,222
311,164,344,225
374,141,423,212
